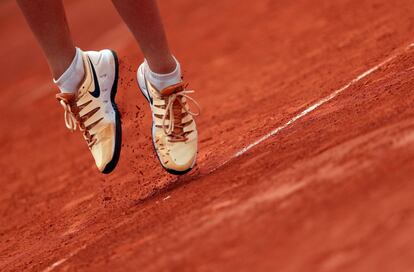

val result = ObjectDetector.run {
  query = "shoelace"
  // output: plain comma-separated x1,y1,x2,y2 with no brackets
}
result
58,98,97,148
161,87,200,142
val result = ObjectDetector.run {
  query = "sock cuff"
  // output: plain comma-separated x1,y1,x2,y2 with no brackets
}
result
54,47,85,93
144,56,181,80
53,47,82,84
142,56,182,91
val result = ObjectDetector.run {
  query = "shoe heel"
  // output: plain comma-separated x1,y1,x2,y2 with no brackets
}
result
137,66,151,103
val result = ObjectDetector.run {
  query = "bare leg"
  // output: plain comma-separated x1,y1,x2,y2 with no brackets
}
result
111,0,176,74
16,0,75,79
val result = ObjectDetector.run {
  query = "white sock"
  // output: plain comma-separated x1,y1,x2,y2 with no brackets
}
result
54,47,85,93
144,57,182,91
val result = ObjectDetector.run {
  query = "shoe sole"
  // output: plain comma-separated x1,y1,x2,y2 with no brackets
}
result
102,50,122,174
137,70,194,175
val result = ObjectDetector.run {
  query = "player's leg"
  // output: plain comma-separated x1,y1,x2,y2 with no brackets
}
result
112,0,200,175
111,0,176,74
16,0,122,173
16,0,75,79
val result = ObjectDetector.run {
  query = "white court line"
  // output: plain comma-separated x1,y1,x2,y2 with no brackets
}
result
235,56,393,156
42,245,86,272
209,43,414,173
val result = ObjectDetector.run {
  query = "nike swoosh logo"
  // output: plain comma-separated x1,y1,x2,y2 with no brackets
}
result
88,58,100,98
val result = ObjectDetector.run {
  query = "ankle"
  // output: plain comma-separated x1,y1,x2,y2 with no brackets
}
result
146,55,177,74
143,56,182,91
54,47,85,93
50,47,77,79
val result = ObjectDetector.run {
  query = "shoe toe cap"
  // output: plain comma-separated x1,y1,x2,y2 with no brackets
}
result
161,140,197,173
91,124,116,172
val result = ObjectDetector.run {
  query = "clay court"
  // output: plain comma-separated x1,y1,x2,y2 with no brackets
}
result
1,0,414,271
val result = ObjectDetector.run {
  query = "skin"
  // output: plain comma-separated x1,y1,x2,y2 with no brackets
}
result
16,0,176,79
111,0,177,74
16,0,75,79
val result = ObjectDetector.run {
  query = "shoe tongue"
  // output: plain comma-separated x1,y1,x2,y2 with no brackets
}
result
56,93,79,115
56,92,77,102
159,82,185,96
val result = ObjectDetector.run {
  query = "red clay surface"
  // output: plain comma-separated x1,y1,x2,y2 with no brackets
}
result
1,0,414,271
